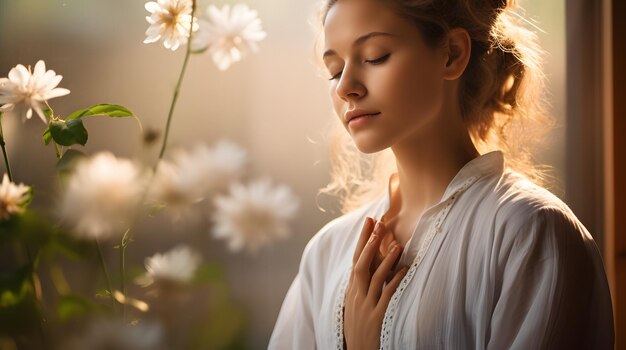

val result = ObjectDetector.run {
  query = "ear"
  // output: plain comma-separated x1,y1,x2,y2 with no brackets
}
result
442,28,471,81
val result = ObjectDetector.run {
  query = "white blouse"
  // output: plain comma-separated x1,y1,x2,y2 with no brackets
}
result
269,150,614,349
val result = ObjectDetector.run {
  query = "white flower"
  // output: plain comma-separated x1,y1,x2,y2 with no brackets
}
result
0,60,70,123
136,245,202,287
0,174,30,220
143,0,198,51
212,178,299,253
66,318,164,350
192,4,267,71
60,152,145,240
149,140,247,218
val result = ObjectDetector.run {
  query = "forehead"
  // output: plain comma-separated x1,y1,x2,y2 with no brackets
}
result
323,0,411,50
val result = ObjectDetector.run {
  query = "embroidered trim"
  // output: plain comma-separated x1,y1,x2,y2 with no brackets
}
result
334,268,351,349
379,176,477,349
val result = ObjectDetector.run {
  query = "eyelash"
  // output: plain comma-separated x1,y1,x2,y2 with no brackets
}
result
328,53,391,81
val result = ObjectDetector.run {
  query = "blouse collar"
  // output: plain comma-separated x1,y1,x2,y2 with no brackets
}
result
382,150,505,214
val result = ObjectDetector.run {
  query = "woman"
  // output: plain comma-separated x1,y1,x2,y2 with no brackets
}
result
269,0,615,348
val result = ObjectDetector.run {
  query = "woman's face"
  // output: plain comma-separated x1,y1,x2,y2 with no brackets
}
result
323,0,449,153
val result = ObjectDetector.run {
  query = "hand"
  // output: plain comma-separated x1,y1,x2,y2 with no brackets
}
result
343,217,409,350
375,221,401,277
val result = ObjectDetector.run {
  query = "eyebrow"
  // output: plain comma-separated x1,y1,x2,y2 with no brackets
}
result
323,32,396,59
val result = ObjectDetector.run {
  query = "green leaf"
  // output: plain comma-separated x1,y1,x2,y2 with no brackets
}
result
43,104,133,146
21,187,34,209
95,289,112,299
49,119,88,146
191,46,209,54
42,109,54,145
56,294,94,322
0,265,33,308
42,127,52,145
0,267,41,336
66,104,134,120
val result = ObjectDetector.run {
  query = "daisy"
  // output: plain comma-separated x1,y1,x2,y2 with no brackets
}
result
192,4,267,70
0,174,30,220
135,245,202,287
143,0,198,51
212,178,299,253
149,140,247,218
60,152,146,240
0,60,70,123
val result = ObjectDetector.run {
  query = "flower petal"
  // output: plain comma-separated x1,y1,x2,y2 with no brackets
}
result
144,1,160,13
0,103,14,112
32,102,47,124
33,60,46,77
9,65,30,85
43,87,70,100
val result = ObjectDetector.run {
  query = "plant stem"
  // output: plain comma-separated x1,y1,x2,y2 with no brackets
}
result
24,245,47,345
96,239,117,312
157,0,197,161
0,112,14,181
53,142,61,159
0,113,45,338
43,102,62,159
119,228,131,321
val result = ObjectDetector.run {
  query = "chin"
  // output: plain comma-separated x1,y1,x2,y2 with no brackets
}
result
352,137,389,154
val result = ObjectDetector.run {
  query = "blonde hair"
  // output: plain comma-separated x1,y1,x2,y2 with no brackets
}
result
313,0,555,214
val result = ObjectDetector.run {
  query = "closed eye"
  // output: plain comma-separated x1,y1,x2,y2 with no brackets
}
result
329,71,342,81
328,54,391,81
365,53,390,65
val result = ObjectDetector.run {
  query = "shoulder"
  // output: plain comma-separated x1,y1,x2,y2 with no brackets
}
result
489,169,580,232
488,169,597,260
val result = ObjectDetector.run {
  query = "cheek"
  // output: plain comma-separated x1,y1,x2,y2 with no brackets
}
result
379,58,444,118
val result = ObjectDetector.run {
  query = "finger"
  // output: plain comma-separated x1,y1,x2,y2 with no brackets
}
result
373,233,397,273
368,243,403,300
386,252,403,284
354,221,386,292
372,225,396,273
379,229,397,257
353,217,375,265
377,266,409,311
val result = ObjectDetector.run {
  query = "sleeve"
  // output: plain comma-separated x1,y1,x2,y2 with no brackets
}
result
268,233,321,350
487,207,614,350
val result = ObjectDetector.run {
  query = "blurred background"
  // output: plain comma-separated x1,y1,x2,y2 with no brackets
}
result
0,0,574,348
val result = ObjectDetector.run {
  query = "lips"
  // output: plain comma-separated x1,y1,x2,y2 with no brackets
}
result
345,109,381,123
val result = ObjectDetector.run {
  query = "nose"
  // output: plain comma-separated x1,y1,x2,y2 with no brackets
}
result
335,66,366,102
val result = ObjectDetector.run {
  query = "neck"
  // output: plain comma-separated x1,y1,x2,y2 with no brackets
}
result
389,113,479,218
